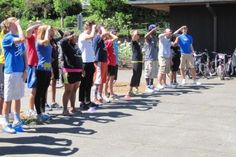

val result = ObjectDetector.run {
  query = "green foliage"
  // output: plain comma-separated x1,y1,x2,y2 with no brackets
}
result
64,16,77,27
118,42,132,68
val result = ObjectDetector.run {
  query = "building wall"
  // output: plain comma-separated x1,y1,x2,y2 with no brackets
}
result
170,4,236,53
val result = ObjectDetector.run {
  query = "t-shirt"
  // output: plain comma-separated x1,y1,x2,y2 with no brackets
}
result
131,41,142,62
158,33,172,58
178,34,193,54
105,39,116,66
113,40,119,64
36,42,52,71
93,35,107,62
2,33,26,74
0,31,5,64
171,35,181,59
60,38,83,70
144,35,158,61
26,35,38,66
78,32,95,63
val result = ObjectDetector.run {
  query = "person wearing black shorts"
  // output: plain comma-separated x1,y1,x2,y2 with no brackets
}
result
50,28,64,108
170,34,181,86
59,32,82,115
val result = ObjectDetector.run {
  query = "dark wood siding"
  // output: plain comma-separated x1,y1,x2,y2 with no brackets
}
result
170,4,236,53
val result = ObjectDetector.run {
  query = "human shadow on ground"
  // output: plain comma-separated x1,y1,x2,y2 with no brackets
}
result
101,98,159,111
0,136,78,156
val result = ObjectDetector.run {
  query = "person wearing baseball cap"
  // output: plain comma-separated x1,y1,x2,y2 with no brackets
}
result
143,24,159,93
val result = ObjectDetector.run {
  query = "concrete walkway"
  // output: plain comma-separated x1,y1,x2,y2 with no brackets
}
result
0,70,236,157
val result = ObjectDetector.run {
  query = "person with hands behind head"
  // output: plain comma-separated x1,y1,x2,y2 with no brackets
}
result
126,30,143,97
49,27,64,109
35,25,53,122
1,17,27,133
25,20,41,119
60,32,82,116
174,25,201,86
92,25,109,105
104,30,118,102
78,21,97,111
156,28,173,90
144,24,159,93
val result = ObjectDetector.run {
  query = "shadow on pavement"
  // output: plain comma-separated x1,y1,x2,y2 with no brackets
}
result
0,136,79,156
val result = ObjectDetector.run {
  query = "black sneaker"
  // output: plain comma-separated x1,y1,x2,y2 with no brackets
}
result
80,102,89,111
88,102,99,108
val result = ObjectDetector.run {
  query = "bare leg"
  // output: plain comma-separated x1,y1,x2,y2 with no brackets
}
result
51,79,57,104
180,68,186,80
70,82,79,112
109,76,115,95
0,97,3,115
62,84,73,114
28,88,36,111
191,68,197,80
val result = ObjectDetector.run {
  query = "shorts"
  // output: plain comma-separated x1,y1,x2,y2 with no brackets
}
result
0,64,4,98
108,65,116,76
158,57,171,74
62,72,82,84
180,54,194,69
4,72,25,102
171,56,181,72
27,65,37,88
52,62,59,80
94,62,107,84
114,64,118,80
144,60,158,78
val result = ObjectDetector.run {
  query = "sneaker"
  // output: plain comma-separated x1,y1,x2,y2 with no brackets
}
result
88,102,99,108
37,114,51,122
181,79,186,86
170,84,177,89
3,124,16,134
110,94,119,100
192,80,201,86
42,113,52,120
88,107,96,113
12,121,24,132
156,84,165,90
94,98,103,105
26,110,37,119
128,91,135,97
51,103,62,109
104,96,111,103
45,104,53,111
80,102,90,111
149,85,155,89
145,87,154,93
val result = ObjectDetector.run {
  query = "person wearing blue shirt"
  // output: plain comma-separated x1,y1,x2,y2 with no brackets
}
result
174,25,201,86
1,17,27,134
35,25,53,122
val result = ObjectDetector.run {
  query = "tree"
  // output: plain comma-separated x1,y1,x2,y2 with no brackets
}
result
53,0,82,28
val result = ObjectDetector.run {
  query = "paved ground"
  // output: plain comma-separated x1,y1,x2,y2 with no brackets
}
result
1,70,236,157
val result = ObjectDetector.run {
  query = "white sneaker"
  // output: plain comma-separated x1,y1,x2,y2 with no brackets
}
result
104,96,111,103
181,79,186,86
157,84,165,90
145,87,154,93
26,110,37,119
192,80,201,86
170,84,177,89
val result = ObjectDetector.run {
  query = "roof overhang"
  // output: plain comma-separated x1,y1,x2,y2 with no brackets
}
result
128,0,236,11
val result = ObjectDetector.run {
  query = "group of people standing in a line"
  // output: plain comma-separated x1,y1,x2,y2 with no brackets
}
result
0,16,201,134
127,24,201,97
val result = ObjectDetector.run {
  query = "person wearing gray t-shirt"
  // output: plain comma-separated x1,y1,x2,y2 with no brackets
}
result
144,24,159,93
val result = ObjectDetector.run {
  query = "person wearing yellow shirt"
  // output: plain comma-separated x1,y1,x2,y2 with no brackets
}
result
0,20,8,125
